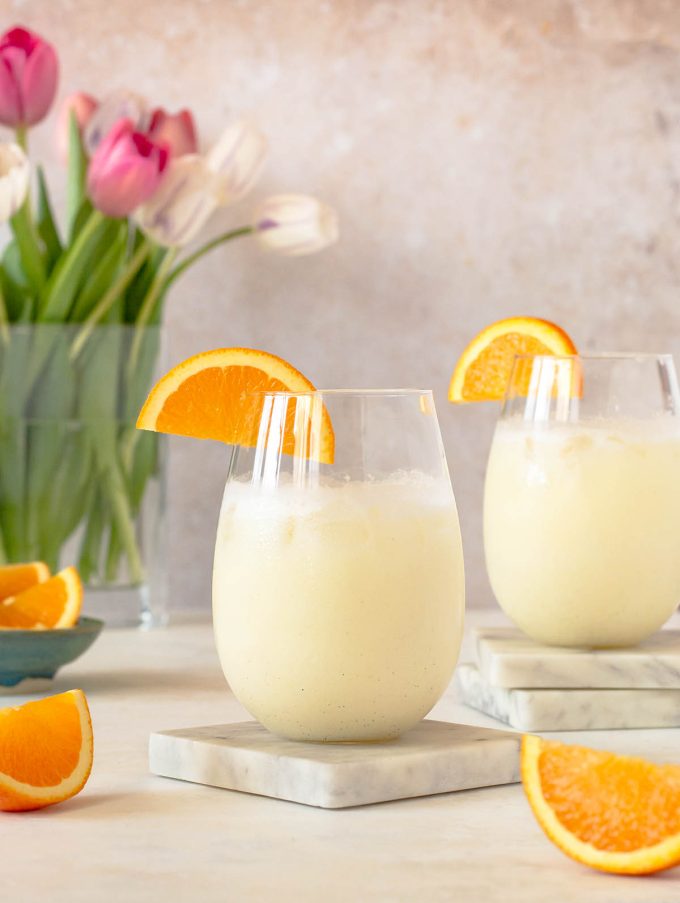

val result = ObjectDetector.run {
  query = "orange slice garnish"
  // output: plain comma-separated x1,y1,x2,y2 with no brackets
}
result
0,566,83,629
136,347,334,463
0,690,93,811
522,735,680,875
448,317,577,402
0,562,50,600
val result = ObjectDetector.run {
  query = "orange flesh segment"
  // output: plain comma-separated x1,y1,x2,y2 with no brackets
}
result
0,690,93,811
0,693,83,786
540,743,680,851
137,348,334,464
522,735,680,875
449,317,577,403
0,566,82,629
156,366,300,451
0,562,49,601
461,334,558,400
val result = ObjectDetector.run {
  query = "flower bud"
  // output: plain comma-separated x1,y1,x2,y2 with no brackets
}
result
206,119,267,205
87,118,168,218
0,26,58,127
136,154,218,247
254,194,338,256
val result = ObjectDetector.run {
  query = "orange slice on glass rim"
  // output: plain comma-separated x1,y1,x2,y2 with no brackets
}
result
448,317,577,402
522,735,680,875
0,562,50,601
0,690,93,811
136,347,335,463
0,566,83,629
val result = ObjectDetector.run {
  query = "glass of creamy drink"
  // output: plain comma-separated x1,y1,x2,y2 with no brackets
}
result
213,389,465,742
484,354,680,647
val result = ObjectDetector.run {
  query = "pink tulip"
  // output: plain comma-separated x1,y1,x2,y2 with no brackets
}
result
87,118,169,218
0,26,58,127
56,91,98,162
147,107,197,157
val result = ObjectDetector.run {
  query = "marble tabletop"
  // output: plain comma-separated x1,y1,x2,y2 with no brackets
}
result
4,608,680,903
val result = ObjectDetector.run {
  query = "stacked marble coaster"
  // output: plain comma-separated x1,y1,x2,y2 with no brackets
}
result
457,627,680,731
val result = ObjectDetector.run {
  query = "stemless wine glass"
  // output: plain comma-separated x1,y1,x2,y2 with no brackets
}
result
484,354,680,647
212,389,465,742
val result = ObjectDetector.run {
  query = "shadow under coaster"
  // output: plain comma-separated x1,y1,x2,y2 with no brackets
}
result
149,719,520,809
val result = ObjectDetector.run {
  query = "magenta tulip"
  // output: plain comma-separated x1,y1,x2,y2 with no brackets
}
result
147,107,197,158
56,91,98,162
0,26,58,127
87,118,169,218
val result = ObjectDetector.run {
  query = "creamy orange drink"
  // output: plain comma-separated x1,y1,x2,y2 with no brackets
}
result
138,363,465,742
213,474,464,741
485,418,680,647
449,322,680,648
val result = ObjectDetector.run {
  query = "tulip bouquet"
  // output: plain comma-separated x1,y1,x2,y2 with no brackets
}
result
0,25,337,615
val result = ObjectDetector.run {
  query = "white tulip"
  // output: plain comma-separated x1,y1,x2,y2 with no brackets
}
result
254,194,338,256
135,154,219,248
83,89,149,156
0,143,29,222
206,119,268,205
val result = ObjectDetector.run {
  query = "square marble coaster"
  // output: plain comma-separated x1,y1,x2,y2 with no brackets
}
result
476,627,680,689
149,719,520,809
458,663,680,731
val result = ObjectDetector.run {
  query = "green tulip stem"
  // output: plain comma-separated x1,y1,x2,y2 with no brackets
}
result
164,226,254,293
70,240,153,361
0,284,8,343
127,248,178,379
14,126,27,152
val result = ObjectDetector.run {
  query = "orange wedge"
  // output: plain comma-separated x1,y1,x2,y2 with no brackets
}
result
0,566,83,630
0,690,93,811
136,347,335,463
448,317,577,402
522,735,680,875
0,562,50,601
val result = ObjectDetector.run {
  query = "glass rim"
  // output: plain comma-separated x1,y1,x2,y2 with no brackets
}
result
511,352,674,362
243,387,433,398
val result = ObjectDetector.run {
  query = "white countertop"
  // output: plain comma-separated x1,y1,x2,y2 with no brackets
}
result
5,609,680,903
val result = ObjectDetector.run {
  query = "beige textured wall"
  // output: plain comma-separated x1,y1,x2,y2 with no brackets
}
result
6,0,680,612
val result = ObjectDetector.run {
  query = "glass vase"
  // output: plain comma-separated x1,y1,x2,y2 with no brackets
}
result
0,324,167,627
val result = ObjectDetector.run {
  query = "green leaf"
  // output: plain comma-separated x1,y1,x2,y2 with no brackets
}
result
71,197,95,238
24,333,77,556
36,165,63,270
1,242,32,321
39,209,112,322
66,110,88,240
70,222,127,322
0,417,27,560
9,202,46,296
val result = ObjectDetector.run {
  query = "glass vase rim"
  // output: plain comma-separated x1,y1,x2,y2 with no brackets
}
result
243,387,434,398
510,351,674,363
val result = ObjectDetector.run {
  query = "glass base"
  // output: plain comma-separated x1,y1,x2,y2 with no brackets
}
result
82,584,168,629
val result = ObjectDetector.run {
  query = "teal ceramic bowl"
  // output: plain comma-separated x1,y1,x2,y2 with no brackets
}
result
0,617,103,689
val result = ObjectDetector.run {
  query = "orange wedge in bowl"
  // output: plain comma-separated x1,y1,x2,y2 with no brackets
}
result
448,317,577,403
0,690,93,811
0,562,50,601
522,735,680,875
136,347,335,463
0,566,83,629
